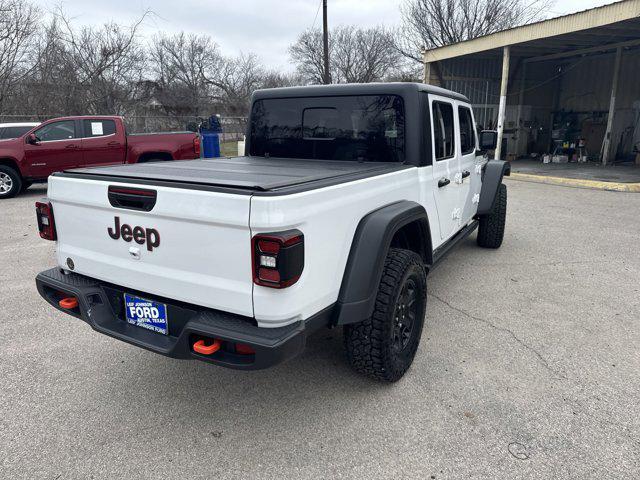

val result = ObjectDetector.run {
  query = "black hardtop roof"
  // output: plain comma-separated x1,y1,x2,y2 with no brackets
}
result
252,82,469,103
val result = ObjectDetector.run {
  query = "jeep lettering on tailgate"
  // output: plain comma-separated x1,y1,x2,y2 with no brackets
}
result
108,216,160,251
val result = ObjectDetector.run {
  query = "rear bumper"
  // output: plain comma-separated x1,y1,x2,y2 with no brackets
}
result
36,267,329,370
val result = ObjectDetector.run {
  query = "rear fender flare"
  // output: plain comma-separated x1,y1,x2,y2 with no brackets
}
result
333,201,431,326
477,159,510,216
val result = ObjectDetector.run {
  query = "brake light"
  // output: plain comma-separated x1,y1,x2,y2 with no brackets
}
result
194,136,201,156
35,201,56,241
252,230,304,288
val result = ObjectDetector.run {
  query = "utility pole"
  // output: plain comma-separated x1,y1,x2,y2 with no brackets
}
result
322,0,331,84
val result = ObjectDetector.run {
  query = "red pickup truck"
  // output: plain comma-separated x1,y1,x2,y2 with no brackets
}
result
0,115,201,198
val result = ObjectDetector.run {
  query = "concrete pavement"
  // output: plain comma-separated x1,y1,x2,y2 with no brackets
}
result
1,180,639,479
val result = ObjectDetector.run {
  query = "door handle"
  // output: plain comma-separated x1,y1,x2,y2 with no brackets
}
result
107,141,121,147
65,144,79,149
461,170,471,179
438,178,450,188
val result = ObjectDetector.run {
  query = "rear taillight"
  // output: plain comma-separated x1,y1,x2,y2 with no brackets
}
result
194,136,201,156
35,201,56,241
252,230,304,288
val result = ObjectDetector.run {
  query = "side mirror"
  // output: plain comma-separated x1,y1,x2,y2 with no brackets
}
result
479,130,497,151
27,133,39,145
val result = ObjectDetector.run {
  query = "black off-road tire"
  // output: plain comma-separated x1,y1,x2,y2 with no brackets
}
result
0,165,22,199
477,183,507,249
344,248,427,382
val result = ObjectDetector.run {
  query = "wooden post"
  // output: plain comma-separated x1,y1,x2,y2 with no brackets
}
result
495,46,511,161
601,46,623,166
423,61,431,84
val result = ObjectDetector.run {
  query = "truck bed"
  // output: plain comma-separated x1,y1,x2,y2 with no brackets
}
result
58,156,410,194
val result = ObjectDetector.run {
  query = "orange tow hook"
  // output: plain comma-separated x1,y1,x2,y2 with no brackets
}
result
193,339,221,355
58,297,78,309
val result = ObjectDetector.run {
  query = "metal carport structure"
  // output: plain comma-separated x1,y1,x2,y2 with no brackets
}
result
422,0,640,164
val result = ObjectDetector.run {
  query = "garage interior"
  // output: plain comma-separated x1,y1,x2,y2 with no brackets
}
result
422,0,640,171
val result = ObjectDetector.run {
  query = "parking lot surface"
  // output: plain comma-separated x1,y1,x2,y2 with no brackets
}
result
1,180,639,479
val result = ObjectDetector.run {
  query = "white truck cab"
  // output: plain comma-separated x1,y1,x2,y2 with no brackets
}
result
36,83,509,382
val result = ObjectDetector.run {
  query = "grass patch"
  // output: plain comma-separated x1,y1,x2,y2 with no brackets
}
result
221,141,240,157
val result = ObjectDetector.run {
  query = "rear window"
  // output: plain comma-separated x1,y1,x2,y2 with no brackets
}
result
249,95,405,162
432,101,455,160
0,126,34,139
83,119,116,138
458,106,475,155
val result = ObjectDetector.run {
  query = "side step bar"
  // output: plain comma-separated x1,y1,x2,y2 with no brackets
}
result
431,220,479,270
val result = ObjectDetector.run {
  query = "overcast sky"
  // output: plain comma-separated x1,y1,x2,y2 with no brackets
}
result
41,0,616,71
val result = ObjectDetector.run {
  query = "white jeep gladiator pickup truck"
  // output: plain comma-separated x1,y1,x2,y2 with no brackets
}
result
35,83,509,382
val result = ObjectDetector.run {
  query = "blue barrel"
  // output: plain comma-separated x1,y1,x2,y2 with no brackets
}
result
199,115,223,158
201,132,221,158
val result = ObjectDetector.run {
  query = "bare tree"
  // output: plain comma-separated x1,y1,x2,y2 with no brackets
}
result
203,53,266,115
332,26,400,83
5,9,148,117
397,0,553,62
1,0,302,122
0,0,39,112
24,18,80,116
149,32,222,117
289,25,401,84
54,9,148,114
149,32,297,117
261,70,304,89
289,28,331,84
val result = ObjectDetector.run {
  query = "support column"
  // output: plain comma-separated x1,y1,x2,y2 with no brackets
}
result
483,80,489,128
601,46,623,166
495,46,511,161
423,61,431,84
516,62,527,156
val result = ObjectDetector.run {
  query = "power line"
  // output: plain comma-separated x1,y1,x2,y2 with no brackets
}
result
311,0,322,30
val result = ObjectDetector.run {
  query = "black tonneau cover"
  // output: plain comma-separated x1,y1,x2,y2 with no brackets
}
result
61,156,410,193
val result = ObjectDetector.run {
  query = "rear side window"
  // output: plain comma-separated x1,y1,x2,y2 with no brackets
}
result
250,95,405,162
1,126,33,139
34,120,76,142
458,107,475,154
432,101,455,160
83,119,116,138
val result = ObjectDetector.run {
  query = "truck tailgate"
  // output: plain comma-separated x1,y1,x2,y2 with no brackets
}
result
48,175,254,317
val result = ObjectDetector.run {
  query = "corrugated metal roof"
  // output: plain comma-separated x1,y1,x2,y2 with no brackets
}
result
423,0,640,62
